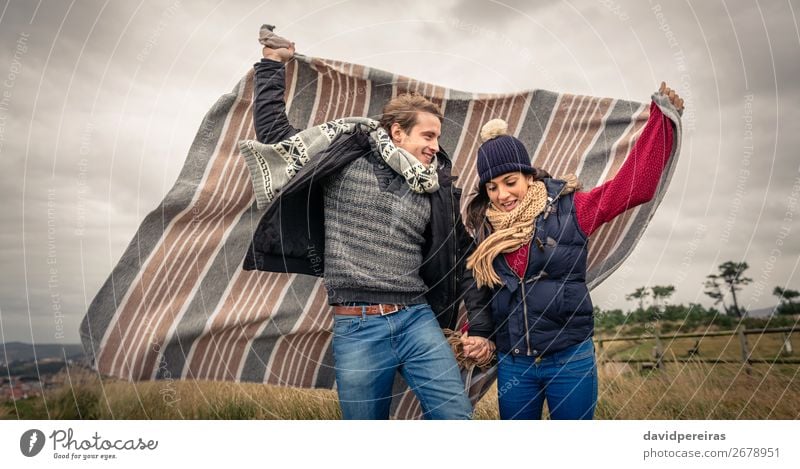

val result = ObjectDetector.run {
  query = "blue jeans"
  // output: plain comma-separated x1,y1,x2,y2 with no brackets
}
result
497,338,597,420
332,303,472,419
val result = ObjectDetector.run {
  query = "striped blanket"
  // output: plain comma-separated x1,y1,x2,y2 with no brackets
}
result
79,53,681,419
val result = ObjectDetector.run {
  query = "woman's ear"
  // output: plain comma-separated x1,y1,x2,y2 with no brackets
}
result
526,174,535,185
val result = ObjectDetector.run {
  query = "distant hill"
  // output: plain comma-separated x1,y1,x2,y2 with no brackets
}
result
1,342,85,364
746,305,779,318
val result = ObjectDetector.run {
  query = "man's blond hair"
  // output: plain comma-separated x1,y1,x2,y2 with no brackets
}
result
378,93,443,133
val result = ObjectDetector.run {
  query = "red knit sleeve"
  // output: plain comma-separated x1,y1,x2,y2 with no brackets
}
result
574,102,675,237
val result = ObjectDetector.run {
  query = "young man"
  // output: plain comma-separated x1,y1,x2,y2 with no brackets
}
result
241,38,485,419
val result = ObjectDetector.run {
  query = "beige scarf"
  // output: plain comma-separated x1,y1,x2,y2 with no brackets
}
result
466,181,547,288
466,175,581,288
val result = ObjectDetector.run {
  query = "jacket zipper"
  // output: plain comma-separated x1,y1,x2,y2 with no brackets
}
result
503,245,532,356
450,185,458,319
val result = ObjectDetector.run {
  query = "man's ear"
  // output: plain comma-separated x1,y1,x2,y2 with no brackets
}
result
390,122,405,143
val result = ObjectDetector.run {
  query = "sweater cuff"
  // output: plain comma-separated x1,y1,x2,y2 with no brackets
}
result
650,91,682,180
467,329,495,340
255,58,286,70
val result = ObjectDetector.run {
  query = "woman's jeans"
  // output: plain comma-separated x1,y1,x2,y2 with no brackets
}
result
332,303,473,420
497,337,597,420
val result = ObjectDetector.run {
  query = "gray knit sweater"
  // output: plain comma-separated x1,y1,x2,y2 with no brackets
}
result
323,150,431,305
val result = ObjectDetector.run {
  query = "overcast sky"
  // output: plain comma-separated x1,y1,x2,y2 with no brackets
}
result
1,0,798,344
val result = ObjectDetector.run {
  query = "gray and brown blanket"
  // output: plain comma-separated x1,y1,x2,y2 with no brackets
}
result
80,53,681,419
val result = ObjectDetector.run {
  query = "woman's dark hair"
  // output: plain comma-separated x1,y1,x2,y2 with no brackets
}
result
465,167,551,243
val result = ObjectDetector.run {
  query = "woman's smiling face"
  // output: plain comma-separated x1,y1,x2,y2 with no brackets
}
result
485,171,533,212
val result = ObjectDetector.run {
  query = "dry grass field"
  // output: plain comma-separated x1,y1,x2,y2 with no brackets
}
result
2,358,798,419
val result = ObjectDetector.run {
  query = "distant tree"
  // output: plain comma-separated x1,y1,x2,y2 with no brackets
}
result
773,286,800,315
773,286,799,305
704,261,752,318
651,285,676,311
594,308,626,330
626,286,650,312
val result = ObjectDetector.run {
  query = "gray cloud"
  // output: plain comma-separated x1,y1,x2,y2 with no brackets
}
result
1,0,798,343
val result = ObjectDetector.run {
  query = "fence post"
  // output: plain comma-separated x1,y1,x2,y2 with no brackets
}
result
597,339,605,364
654,322,664,369
738,325,751,373
782,332,793,356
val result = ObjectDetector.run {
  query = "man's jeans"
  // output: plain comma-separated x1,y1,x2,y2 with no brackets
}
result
497,337,597,420
332,303,472,419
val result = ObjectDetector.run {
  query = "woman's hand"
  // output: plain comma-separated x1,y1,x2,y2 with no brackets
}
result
659,81,684,112
461,333,496,364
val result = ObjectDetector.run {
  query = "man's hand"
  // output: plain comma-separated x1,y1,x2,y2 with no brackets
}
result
259,25,295,62
461,333,496,364
659,81,684,112
263,42,295,63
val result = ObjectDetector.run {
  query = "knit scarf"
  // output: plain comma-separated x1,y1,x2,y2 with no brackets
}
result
467,180,548,288
238,117,439,209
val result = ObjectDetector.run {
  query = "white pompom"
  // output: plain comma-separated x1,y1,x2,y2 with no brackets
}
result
480,118,509,143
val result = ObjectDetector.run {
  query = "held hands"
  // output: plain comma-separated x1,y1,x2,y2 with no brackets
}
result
659,81,684,112
461,332,496,364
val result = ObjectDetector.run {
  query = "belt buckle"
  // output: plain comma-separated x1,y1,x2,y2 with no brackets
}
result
379,304,400,316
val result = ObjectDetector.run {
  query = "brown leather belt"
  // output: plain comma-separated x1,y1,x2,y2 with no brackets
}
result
333,303,404,316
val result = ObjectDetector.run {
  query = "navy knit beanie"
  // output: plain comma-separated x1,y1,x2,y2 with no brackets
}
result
477,119,534,186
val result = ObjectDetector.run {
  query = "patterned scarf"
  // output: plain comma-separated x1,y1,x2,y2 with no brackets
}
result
238,117,439,209
466,180,548,288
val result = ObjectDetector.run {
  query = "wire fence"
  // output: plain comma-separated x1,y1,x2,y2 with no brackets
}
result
596,326,799,370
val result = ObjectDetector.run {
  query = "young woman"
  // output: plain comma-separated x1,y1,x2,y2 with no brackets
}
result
461,83,684,419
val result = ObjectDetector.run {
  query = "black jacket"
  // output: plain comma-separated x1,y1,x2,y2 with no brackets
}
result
242,59,488,330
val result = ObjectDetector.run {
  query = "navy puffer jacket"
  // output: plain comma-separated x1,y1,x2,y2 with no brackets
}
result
468,178,594,356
